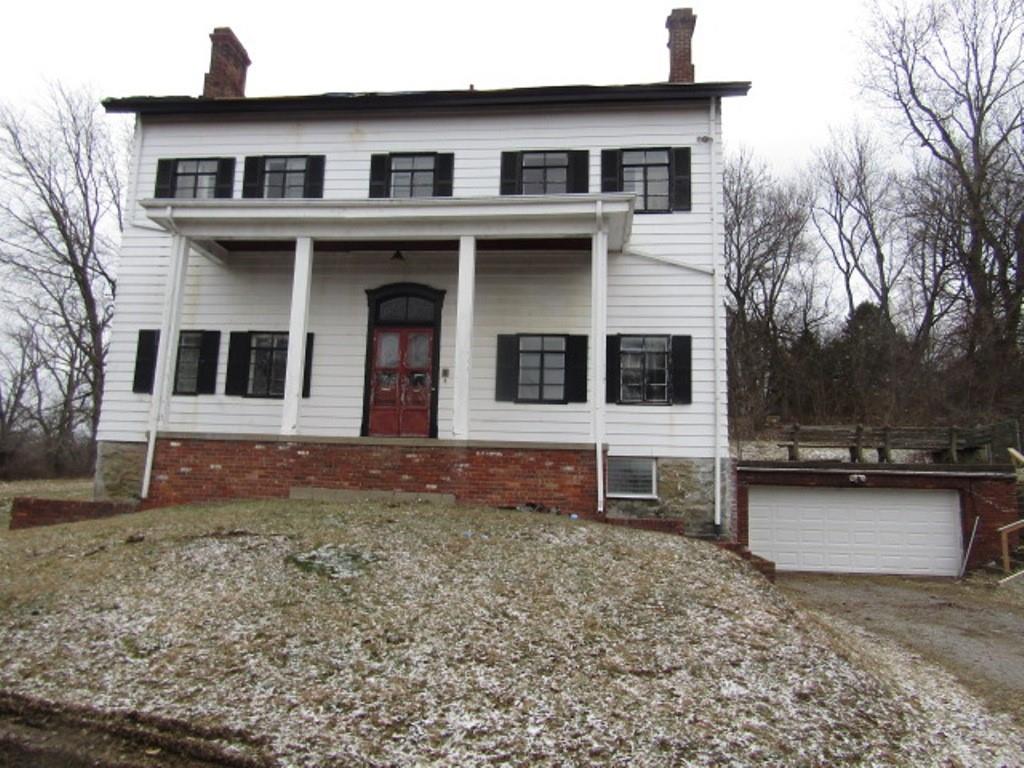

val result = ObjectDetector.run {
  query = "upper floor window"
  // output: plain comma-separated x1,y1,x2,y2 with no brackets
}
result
369,153,454,198
154,158,235,199
601,147,691,213
242,155,326,199
500,150,589,195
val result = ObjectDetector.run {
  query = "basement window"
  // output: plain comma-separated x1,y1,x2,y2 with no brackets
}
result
607,457,657,499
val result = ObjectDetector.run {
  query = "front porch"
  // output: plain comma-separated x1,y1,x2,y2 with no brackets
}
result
135,195,634,512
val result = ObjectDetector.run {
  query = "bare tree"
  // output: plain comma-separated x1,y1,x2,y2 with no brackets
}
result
866,0,1024,409
811,126,906,323
0,85,122,453
724,150,819,431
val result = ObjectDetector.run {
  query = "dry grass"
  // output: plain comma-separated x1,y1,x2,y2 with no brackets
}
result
0,477,93,530
1,499,1022,766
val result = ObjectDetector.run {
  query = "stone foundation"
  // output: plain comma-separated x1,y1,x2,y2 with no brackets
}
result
606,457,732,537
142,434,599,515
94,441,147,500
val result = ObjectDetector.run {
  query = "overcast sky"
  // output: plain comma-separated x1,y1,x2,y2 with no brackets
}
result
2,0,875,171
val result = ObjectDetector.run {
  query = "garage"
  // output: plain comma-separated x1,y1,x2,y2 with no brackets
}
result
747,486,963,576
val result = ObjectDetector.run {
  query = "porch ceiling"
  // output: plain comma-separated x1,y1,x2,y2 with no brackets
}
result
140,194,634,251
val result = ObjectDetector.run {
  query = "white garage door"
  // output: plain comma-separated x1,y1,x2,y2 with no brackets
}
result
748,486,963,576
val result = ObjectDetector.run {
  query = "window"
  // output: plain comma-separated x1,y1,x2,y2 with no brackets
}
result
495,334,588,404
522,152,569,194
619,335,669,403
154,158,235,199
606,334,692,405
173,330,220,395
607,457,657,498
621,150,670,212
500,150,589,195
247,333,289,397
131,329,220,395
242,155,325,199
225,331,315,399
368,153,454,198
517,335,566,402
601,148,691,213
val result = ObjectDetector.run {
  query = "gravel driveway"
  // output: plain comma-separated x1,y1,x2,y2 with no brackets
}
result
777,572,1024,726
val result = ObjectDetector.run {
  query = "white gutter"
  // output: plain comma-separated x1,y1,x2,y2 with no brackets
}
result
709,96,724,531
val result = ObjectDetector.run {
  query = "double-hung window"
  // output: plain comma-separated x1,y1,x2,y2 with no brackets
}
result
368,152,454,198
131,329,220,395
224,331,315,399
619,335,669,403
154,158,235,199
601,147,691,212
621,150,671,212
606,334,692,405
242,155,326,198
246,332,289,397
500,150,589,195
495,334,588,404
517,335,567,402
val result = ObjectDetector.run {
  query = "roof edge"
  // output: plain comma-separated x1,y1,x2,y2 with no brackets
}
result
103,81,751,116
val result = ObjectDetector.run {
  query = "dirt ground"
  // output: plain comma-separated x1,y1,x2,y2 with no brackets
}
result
777,572,1024,726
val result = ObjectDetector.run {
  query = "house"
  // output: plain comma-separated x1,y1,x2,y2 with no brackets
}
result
96,9,749,536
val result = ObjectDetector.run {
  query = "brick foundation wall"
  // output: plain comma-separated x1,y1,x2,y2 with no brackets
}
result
735,465,1019,571
10,498,138,530
143,437,599,515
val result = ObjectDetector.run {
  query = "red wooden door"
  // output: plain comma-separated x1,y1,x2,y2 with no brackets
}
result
368,327,434,437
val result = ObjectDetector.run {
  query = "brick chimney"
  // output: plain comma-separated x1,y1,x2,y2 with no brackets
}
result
202,27,250,98
666,8,697,83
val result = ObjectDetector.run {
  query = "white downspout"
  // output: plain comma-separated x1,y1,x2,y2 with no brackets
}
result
592,201,608,514
709,96,723,531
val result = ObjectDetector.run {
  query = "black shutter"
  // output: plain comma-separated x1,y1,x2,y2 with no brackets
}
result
225,332,251,396
302,333,314,398
499,151,521,195
564,335,588,403
671,147,692,211
154,160,174,198
242,157,264,198
606,335,621,403
132,329,160,394
568,150,589,193
433,153,454,197
671,335,692,404
495,335,518,401
303,155,325,198
196,331,221,394
368,154,390,198
214,158,235,198
601,149,623,192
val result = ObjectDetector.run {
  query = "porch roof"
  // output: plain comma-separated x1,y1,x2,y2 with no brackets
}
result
140,194,635,254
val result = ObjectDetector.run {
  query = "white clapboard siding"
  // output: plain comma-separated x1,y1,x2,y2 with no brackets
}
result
99,99,726,461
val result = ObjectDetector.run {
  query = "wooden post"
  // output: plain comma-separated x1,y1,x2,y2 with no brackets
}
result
452,235,476,439
1003,530,1011,575
879,425,892,463
851,423,864,463
789,424,801,461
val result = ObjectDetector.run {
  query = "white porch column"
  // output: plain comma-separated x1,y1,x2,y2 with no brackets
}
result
281,236,314,435
591,222,608,514
452,235,476,439
141,233,190,498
